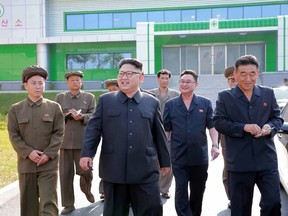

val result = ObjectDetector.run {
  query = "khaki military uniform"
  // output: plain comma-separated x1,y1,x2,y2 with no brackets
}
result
149,88,179,195
8,97,64,216
55,91,96,207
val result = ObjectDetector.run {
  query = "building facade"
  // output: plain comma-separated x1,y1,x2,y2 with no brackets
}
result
0,0,287,90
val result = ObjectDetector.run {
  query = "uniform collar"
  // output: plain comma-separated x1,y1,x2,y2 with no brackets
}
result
27,97,43,107
177,93,199,106
118,90,142,104
68,91,81,99
233,85,261,99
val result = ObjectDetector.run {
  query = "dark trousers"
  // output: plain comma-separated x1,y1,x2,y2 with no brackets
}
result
103,180,163,216
172,164,208,216
19,170,58,216
229,169,281,216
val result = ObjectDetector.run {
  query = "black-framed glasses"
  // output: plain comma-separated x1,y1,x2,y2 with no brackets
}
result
118,71,142,78
179,79,196,84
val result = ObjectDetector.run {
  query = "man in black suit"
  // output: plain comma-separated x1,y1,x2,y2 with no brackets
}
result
213,55,283,216
80,58,171,216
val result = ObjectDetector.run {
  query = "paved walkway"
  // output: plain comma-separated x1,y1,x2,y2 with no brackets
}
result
1,148,288,215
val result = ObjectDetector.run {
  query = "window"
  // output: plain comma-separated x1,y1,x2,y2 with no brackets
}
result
113,53,132,68
244,6,261,18
114,13,131,28
131,12,147,27
67,54,85,69
228,7,243,19
262,5,280,17
196,8,211,21
148,11,164,22
165,10,181,22
281,4,288,15
212,8,227,20
163,43,265,75
99,13,112,29
182,10,196,22
84,14,98,29
66,53,132,70
65,3,286,31
66,15,84,30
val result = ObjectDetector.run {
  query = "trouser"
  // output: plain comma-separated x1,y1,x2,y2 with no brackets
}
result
19,170,58,216
173,164,208,216
159,141,173,194
60,149,93,207
229,169,281,216
99,179,104,194
103,180,163,216
220,134,230,200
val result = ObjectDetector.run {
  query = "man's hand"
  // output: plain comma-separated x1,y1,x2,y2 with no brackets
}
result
211,147,220,161
254,124,274,138
70,108,83,121
160,167,171,176
80,157,93,171
28,150,43,164
244,124,262,136
37,154,49,166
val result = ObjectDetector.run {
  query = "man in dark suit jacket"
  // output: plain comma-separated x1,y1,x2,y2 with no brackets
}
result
80,58,171,216
213,55,283,216
163,70,219,216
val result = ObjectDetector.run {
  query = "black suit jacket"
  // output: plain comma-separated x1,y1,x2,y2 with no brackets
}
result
82,90,170,184
213,85,283,172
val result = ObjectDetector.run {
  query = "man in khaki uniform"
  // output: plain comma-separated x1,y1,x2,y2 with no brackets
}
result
149,69,179,199
8,65,64,216
56,71,96,214
219,65,237,209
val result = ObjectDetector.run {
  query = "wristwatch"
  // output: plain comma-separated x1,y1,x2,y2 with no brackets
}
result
212,144,219,149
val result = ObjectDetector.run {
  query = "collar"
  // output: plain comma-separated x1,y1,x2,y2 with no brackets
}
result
233,85,260,99
27,97,43,107
176,93,199,106
68,91,81,99
118,90,142,104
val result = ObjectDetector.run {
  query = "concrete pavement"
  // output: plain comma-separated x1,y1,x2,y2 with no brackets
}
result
1,150,288,215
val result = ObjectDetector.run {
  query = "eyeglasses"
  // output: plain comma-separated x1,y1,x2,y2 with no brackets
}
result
227,77,236,82
118,71,142,78
179,79,196,84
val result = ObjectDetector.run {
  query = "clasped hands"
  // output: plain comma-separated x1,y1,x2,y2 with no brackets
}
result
66,109,83,121
28,150,49,166
244,124,274,138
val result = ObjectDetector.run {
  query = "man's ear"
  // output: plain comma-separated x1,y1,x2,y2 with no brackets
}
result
23,82,28,90
140,73,145,83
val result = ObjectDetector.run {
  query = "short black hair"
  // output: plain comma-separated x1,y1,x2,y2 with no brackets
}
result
180,70,198,82
119,58,143,71
157,69,171,78
235,54,259,70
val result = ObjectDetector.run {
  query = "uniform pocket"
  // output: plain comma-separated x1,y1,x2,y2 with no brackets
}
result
18,118,29,124
141,111,154,119
42,116,53,122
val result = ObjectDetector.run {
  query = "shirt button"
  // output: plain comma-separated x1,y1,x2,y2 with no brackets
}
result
130,109,133,112
130,120,133,123
129,132,133,135
129,146,133,149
